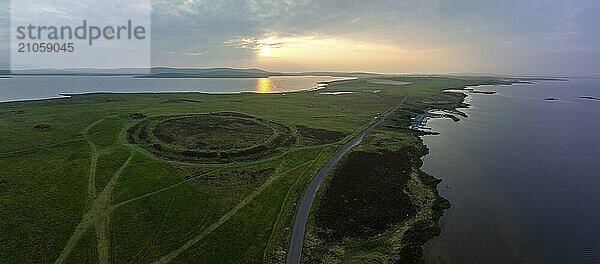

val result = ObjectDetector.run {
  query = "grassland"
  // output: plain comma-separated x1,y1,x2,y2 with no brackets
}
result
0,76,515,263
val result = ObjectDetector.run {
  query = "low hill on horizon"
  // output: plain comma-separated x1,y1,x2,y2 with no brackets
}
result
0,67,383,78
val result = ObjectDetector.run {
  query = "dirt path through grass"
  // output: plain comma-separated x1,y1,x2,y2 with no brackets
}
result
151,159,314,264
55,116,132,264
54,152,133,264
82,117,108,200
95,153,133,264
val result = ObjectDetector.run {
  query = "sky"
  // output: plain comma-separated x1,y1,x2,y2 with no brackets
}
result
2,0,600,76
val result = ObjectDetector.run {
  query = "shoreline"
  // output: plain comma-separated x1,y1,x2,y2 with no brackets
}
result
299,79,527,263
418,79,600,263
415,81,530,262
410,82,519,132
0,76,534,263
0,76,354,104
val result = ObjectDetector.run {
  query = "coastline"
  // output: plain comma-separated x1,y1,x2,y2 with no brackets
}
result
300,78,526,263
404,83,516,262
418,78,600,263
409,82,526,132
416,81,534,263
0,76,531,263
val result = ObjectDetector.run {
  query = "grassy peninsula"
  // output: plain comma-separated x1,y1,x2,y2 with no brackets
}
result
0,76,515,263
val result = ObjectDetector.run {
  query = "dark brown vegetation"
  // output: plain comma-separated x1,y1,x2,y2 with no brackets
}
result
32,123,51,131
182,168,275,186
295,125,347,145
153,115,273,150
128,112,147,119
127,112,298,163
0,178,8,190
316,150,416,241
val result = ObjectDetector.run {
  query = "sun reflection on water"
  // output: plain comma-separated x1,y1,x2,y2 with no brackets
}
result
256,78,274,93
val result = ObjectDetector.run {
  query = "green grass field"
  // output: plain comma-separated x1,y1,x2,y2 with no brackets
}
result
0,77,515,263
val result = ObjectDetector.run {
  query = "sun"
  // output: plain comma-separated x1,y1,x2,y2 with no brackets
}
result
258,46,272,57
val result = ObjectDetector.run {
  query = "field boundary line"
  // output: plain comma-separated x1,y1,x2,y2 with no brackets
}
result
151,159,314,264
109,169,221,210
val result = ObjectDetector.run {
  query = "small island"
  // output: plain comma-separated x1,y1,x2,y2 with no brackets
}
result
471,90,497,94
580,96,600,101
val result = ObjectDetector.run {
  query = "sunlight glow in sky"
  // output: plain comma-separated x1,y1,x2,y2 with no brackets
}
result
250,35,459,73
1,0,599,76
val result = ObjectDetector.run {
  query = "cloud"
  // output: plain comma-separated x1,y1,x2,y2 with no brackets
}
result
181,51,206,56
225,36,286,51
3,0,599,75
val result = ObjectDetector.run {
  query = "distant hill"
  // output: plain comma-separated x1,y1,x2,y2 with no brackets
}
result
2,67,383,78
6,68,147,75
139,67,286,78
3,67,283,78
0,64,9,75
298,71,382,78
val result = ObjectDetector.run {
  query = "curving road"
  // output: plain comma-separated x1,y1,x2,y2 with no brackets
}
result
286,89,407,264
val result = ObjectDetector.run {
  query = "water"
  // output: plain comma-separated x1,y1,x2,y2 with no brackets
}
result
0,75,349,102
423,79,600,264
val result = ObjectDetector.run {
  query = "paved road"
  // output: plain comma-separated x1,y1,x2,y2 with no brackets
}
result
286,90,408,264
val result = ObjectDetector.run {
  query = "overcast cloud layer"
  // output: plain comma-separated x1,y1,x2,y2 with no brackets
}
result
2,0,600,76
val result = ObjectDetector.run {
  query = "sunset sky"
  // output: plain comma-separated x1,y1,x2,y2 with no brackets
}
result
2,0,600,76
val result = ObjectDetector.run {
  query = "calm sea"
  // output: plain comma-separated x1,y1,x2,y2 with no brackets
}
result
0,76,349,102
423,79,600,264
